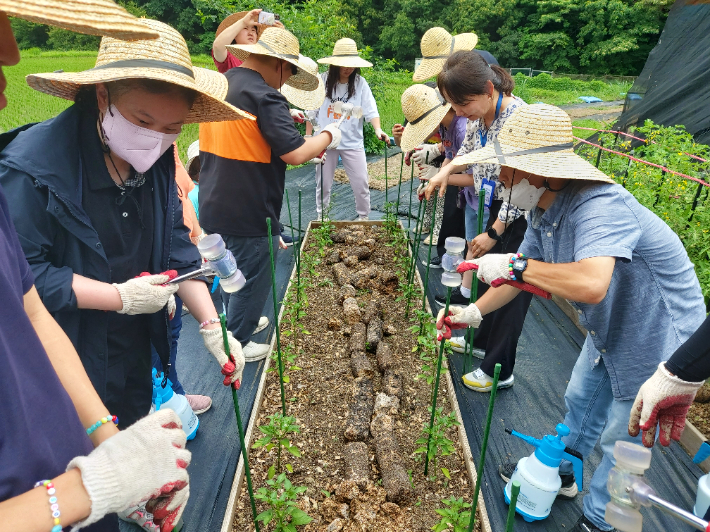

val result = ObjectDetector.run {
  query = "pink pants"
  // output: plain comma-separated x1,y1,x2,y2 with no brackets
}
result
315,148,370,218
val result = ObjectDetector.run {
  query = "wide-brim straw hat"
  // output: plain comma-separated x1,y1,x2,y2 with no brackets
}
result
280,55,325,110
400,84,451,152
317,38,372,68
25,19,252,124
186,139,200,170
451,104,614,184
226,27,319,91
413,27,478,82
0,0,159,40
215,11,265,39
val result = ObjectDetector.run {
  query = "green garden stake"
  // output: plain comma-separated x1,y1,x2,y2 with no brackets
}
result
407,161,414,231
464,189,486,375
219,314,260,532
420,192,439,333
505,481,521,532
395,152,404,217
266,217,287,416
404,198,425,320
424,284,451,476
284,189,298,270
297,190,302,278
384,142,388,205
468,363,501,532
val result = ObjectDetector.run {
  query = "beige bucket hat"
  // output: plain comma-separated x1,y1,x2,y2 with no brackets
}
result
25,19,252,124
227,27,319,91
399,84,451,152
280,55,325,110
413,27,478,82
0,0,159,40
451,104,614,183
216,11,265,39
317,38,372,68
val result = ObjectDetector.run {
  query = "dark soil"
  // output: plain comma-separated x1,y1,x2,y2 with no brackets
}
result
232,223,482,532
688,382,710,439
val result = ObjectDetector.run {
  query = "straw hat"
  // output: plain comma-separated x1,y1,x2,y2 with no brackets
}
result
413,27,478,82
186,139,200,171
226,27,319,91
215,11,265,40
317,38,372,68
399,84,451,152
25,19,252,124
451,104,614,183
280,56,325,110
0,0,159,40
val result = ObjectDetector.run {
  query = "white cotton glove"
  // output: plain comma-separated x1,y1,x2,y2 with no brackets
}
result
458,254,515,286
67,409,191,531
321,123,342,150
290,109,306,123
374,128,390,145
629,362,704,448
114,275,179,315
200,327,245,389
412,143,441,166
310,152,327,164
419,163,439,181
436,304,482,340
167,295,176,321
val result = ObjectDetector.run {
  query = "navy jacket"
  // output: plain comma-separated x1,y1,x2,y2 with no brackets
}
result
0,105,201,400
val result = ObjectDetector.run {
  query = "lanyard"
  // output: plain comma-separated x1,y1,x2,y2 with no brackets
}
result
478,91,503,148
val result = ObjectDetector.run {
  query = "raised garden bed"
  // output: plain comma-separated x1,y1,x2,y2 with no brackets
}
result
220,219,491,532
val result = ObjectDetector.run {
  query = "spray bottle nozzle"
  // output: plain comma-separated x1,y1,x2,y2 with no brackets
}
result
506,424,584,492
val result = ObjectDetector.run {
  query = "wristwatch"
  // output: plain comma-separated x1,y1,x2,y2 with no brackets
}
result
487,227,502,242
512,256,528,282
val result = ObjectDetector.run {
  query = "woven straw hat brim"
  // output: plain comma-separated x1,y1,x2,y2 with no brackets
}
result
26,66,253,124
226,43,319,91
281,75,325,111
412,32,478,82
316,55,372,68
400,104,451,152
0,0,159,40
216,11,265,38
451,141,614,184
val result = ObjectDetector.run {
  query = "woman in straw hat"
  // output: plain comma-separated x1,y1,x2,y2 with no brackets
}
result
438,104,705,532
424,50,531,394
308,38,390,220
0,14,249,444
0,5,192,532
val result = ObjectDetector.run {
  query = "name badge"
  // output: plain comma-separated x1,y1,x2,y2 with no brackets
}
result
481,178,495,208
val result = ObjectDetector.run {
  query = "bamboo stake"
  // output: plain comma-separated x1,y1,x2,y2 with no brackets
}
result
266,217,286,416
505,481,521,532
468,363,501,532
219,314,260,532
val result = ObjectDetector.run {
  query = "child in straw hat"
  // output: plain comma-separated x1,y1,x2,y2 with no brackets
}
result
439,104,705,532
0,6,195,532
212,8,280,73
425,50,531,394
308,38,391,220
201,27,339,362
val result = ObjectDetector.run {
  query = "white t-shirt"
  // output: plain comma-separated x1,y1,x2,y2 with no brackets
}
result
316,73,379,151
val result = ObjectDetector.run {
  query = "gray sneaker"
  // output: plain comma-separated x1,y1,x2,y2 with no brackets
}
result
242,341,270,362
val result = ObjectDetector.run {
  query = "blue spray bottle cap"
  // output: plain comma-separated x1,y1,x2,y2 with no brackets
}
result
694,442,710,464
506,423,584,491
152,368,174,411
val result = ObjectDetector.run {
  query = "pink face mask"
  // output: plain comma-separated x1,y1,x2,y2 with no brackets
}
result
101,104,180,173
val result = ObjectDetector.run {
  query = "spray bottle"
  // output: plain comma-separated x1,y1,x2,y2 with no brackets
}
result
150,368,199,441
504,423,583,522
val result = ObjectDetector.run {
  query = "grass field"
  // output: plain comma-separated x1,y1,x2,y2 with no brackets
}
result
1,51,631,162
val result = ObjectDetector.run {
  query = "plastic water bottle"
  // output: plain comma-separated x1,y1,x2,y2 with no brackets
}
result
504,423,583,522
151,369,199,440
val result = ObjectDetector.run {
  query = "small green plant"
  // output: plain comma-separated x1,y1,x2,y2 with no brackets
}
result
414,407,459,480
255,473,312,532
268,343,302,384
252,413,301,477
432,497,472,532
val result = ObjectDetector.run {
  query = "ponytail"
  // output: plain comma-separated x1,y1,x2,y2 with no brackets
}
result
437,50,514,106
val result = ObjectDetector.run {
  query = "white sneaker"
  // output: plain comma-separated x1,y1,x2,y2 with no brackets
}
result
242,341,270,362
118,505,160,531
462,368,514,392
252,316,269,335
448,336,486,358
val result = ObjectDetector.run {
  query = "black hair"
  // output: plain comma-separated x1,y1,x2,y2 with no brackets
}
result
74,78,198,113
437,50,514,106
325,65,360,100
187,158,200,180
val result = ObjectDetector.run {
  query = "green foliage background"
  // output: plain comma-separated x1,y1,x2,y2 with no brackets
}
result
10,0,674,76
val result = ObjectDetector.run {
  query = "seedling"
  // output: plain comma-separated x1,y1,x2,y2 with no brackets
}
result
267,344,301,384
414,406,459,480
255,473,312,532
433,497,472,532
252,412,301,476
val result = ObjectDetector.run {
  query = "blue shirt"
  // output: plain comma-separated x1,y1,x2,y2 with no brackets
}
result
519,182,706,400
189,182,199,220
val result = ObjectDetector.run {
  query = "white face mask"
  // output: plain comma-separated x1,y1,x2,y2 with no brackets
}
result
506,177,546,211
101,104,179,173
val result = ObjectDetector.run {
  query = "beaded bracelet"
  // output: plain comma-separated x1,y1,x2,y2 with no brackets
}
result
508,252,526,281
86,415,119,436
199,317,221,330
34,479,62,532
